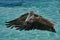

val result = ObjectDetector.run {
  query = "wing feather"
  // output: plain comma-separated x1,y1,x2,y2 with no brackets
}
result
6,13,28,28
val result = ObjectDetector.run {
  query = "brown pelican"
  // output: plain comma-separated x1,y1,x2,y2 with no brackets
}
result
5,11,56,33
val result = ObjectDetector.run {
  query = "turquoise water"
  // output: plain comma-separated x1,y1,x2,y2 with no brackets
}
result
0,0,60,40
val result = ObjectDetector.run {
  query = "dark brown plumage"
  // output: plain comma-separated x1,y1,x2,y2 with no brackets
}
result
5,11,56,33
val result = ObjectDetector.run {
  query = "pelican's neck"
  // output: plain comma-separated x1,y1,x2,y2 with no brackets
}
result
25,12,33,22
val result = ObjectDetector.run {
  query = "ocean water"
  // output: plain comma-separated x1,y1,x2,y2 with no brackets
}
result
0,0,60,40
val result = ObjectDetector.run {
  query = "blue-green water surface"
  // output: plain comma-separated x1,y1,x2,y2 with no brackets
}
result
0,0,60,40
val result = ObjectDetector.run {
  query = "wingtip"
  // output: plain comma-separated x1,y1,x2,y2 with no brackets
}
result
50,27,56,33
5,22,9,23
52,29,56,33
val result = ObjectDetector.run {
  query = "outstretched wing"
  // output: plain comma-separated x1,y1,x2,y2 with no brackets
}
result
41,18,56,32
5,13,28,29
39,17,54,26
36,16,56,32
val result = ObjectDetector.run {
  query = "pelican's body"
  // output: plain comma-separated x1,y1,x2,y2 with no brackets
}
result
6,11,56,33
